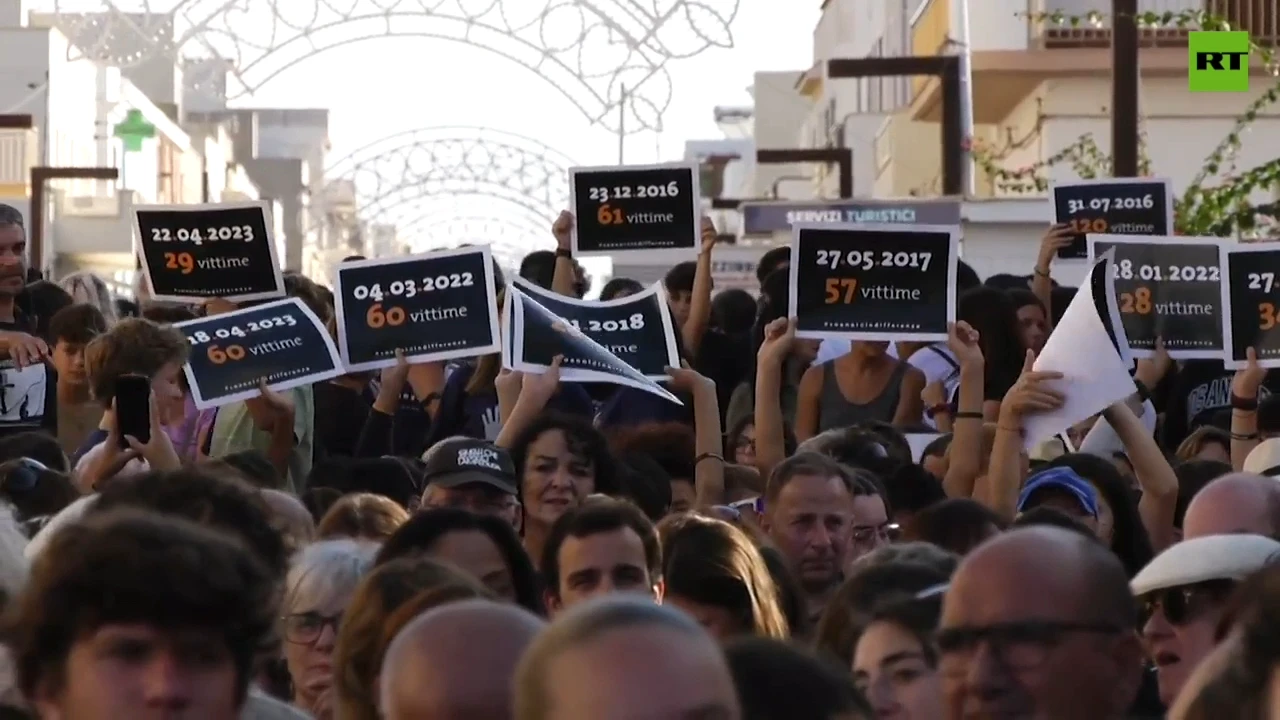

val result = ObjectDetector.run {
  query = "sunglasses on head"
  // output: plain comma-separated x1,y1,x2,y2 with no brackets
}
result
1141,579,1236,626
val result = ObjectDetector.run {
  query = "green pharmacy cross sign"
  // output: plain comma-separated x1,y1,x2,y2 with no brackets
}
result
113,109,156,152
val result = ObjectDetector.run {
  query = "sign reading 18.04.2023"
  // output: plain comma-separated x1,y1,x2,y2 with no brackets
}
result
788,223,959,342
134,201,285,303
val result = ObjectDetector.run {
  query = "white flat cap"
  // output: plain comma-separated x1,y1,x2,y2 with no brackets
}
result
1131,534,1280,596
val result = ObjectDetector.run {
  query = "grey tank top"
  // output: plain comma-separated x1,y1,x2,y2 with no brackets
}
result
818,360,907,431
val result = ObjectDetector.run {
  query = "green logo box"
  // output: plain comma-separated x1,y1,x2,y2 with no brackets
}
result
1189,31,1251,93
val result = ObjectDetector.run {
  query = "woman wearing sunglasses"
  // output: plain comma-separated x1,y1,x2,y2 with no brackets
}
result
1130,533,1280,707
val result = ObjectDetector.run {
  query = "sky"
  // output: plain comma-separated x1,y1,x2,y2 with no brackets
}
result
197,0,822,265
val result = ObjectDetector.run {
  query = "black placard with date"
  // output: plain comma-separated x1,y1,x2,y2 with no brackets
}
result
788,223,958,342
569,163,700,256
1087,235,1225,359
334,247,501,372
512,278,678,379
134,201,284,302
1221,245,1280,369
176,298,342,409
1051,178,1173,260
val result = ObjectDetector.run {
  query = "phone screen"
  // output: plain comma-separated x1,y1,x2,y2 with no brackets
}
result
114,374,151,448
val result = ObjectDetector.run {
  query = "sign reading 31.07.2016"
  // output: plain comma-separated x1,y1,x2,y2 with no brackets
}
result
788,223,959,342
569,162,700,258
334,246,501,372
134,200,285,303
1050,178,1173,260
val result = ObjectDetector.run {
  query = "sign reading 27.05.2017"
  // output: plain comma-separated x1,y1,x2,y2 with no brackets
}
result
569,162,700,258
334,246,501,372
787,223,959,342
134,200,285,303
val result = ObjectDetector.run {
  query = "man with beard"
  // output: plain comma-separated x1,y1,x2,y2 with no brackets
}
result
0,206,56,439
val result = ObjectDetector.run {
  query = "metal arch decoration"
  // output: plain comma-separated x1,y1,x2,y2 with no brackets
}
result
37,0,742,134
393,212,551,269
320,126,574,257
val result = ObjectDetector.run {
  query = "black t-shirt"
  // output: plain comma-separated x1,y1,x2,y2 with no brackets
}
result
692,329,751,421
1160,360,1280,448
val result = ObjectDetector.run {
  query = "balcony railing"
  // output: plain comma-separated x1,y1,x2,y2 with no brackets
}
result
1033,0,1279,49
0,128,37,191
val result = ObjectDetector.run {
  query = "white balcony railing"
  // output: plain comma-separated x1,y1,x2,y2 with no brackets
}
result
0,129,38,190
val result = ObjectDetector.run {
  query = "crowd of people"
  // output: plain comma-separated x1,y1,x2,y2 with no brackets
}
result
0,201,1275,719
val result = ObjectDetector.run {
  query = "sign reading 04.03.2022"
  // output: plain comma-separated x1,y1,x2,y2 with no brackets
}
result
788,223,959,342
334,246,501,372
134,200,285,303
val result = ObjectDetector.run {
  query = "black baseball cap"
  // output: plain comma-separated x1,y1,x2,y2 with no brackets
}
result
422,437,518,495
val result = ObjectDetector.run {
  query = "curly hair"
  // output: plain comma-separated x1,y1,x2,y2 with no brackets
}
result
508,412,618,498
5,509,276,704
83,317,189,408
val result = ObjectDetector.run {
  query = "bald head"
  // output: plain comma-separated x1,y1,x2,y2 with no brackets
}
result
1183,472,1280,540
380,599,544,720
941,527,1141,719
516,597,740,720
950,526,1134,626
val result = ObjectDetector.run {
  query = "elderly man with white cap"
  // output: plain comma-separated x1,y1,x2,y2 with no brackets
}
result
1132,533,1280,706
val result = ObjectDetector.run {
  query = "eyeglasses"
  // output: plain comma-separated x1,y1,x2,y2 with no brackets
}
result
936,620,1122,676
1141,580,1235,626
281,612,342,645
852,522,899,545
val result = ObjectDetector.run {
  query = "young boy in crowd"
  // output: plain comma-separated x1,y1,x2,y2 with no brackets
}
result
47,303,109,454
72,317,189,479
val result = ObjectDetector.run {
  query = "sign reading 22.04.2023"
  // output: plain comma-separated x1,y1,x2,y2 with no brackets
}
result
176,298,342,410
788,223,959,342
134,201,286,303
569,162,700,258
334,246,502,372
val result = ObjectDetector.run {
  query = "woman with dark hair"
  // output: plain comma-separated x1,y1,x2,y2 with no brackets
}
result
725,412,799,467
853,591,945,720
504,412,618,565
724,268,817,432
657,513,789,641
957,286,1026,418
609,421,697,513
1007,288,1050,354
375,507,544,614
711,288,757,336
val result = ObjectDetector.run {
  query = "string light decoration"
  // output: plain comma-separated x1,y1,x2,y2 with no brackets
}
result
318,126,575,265
35,0,741,133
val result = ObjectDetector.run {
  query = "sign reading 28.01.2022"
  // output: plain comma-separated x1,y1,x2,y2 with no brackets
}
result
176,297,342,409
134,200,285,303
788,223,958,342
569,162,700,258
334,246,501,372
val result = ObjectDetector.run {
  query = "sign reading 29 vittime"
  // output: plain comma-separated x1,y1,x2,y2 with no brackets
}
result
134,200,285,303
1051,178,1173,260
788,223,959,342
334,246,501,372
569,162,700,257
